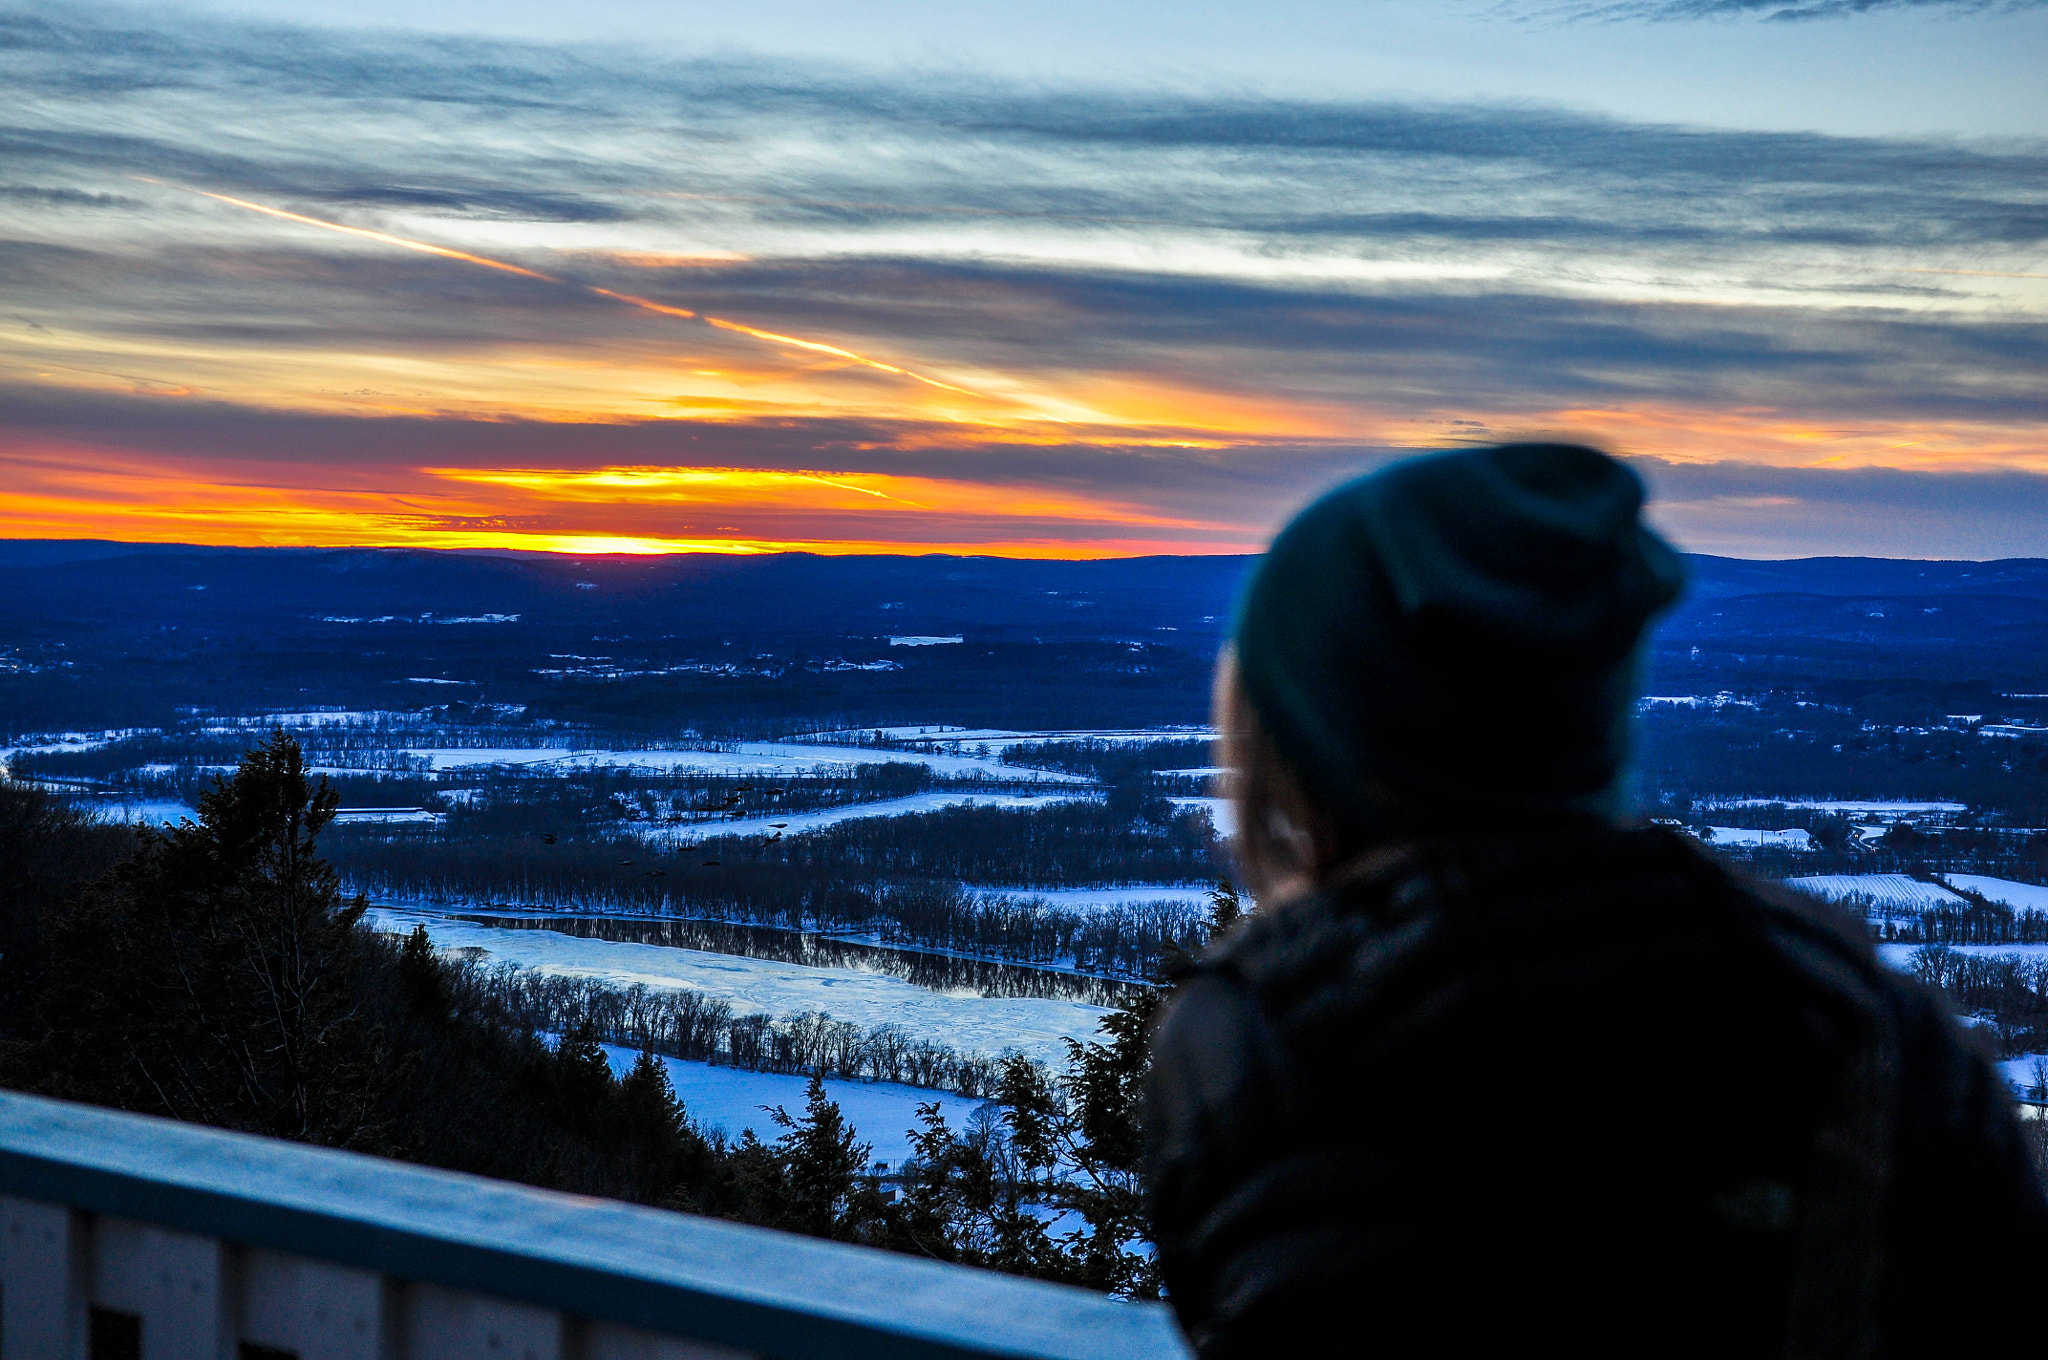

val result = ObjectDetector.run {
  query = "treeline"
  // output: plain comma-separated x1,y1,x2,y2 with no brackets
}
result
999,738,1210,782
438,763,941,838
332,834,1211,980
711,798,1217,885
876,884,1204,978
1870,902,2048,946
0,740,1165,1294
1907,945,2048,1059
464,915,1146,1006
12,729,433,782
465,962,1006,1095
1638,702,2048,823
1658,822,2048,886
6,720,728,782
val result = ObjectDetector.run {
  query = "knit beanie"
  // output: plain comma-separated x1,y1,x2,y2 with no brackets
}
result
1232,443,1685,833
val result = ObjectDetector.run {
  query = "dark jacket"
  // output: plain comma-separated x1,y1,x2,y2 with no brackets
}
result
1147,826,2048,1358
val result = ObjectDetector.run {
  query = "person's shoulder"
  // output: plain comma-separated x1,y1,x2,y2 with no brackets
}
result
1670,836,1981,1077
1196,824,1924,1023
1699,844,1907,998
1189,845,1459,1022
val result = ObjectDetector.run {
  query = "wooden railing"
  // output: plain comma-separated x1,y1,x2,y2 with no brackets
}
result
0,1091,1191,1360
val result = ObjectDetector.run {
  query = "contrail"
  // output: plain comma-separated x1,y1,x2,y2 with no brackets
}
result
147,179,981,396
155,183,558,282
791,472,922,504
588,287,696,319
704,317,971,394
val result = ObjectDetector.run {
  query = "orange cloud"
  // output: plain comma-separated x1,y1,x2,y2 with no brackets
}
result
0,443,1254,557
423,465,1215,526
1454,404,2048,474
592,250,752,268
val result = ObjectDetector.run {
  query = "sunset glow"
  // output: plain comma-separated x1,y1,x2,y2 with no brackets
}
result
0,445,1253,557
6,3,2045,559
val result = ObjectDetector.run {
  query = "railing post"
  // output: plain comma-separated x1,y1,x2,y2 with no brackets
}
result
0,1194,89,1359
574,1319,756,1360
405,1283,563,1360
92,1217,229,1360
238,1247,385,1360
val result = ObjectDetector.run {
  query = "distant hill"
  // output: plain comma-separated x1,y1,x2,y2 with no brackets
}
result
1683,555,2048,601
6,543,2047,736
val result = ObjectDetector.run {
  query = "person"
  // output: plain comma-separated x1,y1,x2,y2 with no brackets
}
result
1145,443,2048,1357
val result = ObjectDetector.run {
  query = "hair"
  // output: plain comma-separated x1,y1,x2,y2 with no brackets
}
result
1214,647,1393,904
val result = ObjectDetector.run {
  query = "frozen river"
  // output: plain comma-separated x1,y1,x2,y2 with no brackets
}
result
367,906,1110,1070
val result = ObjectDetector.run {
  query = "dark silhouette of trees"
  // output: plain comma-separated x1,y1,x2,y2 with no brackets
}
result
0,736,728,1205
0,783,131,1051
19,732,394,1146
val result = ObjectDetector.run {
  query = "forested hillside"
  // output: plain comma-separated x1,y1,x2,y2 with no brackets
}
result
0,736,1184,1293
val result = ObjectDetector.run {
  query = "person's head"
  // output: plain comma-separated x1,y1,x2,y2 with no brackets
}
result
1218,442,1685,902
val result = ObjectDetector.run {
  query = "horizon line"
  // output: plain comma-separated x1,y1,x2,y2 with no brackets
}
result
1,536,2037,567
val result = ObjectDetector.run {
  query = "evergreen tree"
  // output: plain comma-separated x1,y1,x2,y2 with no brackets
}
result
1208,878,1243,934
552,1018,618,1132
773,1072,871,1238
396,923,449,1016
620,1048,686,1144
890,1099,1068,1279
1051,989,1161,1295
26,730,394,1147
900,993,1168,1297
617,1047,720,1205
715,1071,880,1239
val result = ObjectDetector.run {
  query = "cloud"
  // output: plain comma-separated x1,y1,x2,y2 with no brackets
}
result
39,235,2045,419
2,3,2044,558
0,183,137,207
1503,0,2045,20
1636,459,2048,557
321,185,631,223
6,7,2044,242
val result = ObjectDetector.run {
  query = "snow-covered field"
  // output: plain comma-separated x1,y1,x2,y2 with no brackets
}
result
1640,694,1754,709
380,741,1090,783
597,1045,986,1163
1719,799,1966,817
367,908,1108,1069
642,790,1097,844
2,729,135,757
1999,1055,2048,1102
1699,826,1816,851
1879,943,2048,967
1789,872,2048,914
1787,874,1969,910
808,725,1212,753
1944,875,2048,911
208,710,415,729
994,885,1214,910
90,799,197,825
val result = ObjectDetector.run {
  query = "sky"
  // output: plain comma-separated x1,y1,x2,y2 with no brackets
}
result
3,0,2045,558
